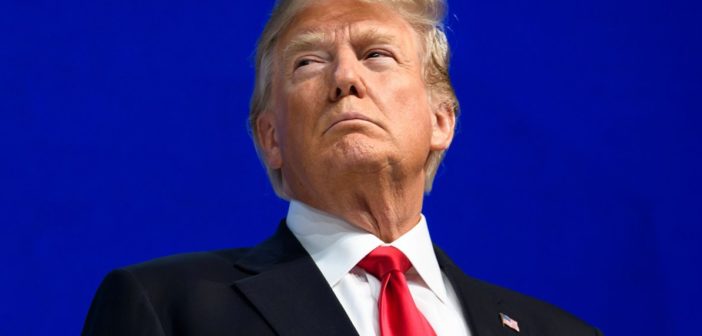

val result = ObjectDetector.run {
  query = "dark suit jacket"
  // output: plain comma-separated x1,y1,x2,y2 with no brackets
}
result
83,222,601,336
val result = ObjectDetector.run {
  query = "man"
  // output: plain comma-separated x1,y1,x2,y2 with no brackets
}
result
83,0,601,335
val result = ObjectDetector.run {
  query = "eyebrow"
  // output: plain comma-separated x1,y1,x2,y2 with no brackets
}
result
282,29,332,61
351,28,398,49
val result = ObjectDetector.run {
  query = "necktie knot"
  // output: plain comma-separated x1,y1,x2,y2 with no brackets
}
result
358,246,412,280
356,246,436,336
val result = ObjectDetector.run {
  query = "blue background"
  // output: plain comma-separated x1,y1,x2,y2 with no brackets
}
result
2,0,700,335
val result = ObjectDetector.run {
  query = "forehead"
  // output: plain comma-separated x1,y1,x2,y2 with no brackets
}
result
276,0,419,52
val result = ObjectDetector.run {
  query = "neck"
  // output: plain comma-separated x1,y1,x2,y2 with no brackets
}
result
288,167,425,243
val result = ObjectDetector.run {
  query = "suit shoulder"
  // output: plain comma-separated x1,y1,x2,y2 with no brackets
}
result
126,247,251,269
471,276,600,335
117,248,252,287
85,248,262,335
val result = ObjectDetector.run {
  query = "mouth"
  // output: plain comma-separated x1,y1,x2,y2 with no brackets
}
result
323,113,376,134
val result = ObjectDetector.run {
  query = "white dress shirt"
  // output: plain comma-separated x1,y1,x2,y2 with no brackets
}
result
286,201,471,336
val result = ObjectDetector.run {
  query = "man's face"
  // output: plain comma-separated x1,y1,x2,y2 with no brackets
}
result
257,0,454,197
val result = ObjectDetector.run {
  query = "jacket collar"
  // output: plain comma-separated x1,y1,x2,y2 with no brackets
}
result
232,220,528,336
232,221,359,336
434,246,531,336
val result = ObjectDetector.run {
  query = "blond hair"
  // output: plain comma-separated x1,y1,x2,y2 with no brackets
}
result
249,0,459,198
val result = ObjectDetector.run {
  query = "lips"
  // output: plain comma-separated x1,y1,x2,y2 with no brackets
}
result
324,112,376,134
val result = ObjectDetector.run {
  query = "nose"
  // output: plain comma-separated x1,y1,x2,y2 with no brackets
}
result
329,51,367,101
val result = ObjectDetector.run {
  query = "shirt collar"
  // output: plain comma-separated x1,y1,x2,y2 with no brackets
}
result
286,200,449,304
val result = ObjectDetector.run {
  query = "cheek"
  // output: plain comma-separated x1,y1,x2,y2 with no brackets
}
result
276,81,327,144
285,85,322,124
397,87,435,149
382,78,432,128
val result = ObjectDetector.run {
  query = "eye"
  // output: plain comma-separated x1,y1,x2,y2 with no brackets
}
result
365,50,390,59
295,59,313,69
293,55,327,72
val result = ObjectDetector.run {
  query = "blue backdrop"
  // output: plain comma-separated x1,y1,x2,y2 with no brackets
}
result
2,0,700,335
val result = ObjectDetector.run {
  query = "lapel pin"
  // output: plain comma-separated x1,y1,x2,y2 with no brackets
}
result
499,312,520,332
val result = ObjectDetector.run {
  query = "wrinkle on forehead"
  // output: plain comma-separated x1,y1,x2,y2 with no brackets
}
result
276,0,412,49
276,2,423,67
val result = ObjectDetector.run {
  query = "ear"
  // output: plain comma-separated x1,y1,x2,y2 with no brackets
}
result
429,100,456,151
256,111,283,169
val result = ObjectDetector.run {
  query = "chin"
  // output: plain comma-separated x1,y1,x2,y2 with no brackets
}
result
326,136,393,173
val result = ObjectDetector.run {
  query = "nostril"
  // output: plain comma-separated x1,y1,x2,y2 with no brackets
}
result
349,85,358,96
335,88,342,99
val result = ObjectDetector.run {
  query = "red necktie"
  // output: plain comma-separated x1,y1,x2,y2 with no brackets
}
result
358,246,437,336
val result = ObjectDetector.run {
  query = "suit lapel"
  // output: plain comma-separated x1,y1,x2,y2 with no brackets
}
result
232,222,358,336
434,246,530,336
